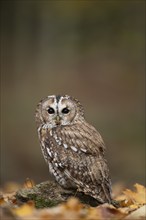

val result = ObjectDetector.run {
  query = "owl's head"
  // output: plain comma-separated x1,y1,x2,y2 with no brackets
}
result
35,95,84,128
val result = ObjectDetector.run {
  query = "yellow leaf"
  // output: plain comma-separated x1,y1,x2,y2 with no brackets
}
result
65,197,83,211
12,202,35,217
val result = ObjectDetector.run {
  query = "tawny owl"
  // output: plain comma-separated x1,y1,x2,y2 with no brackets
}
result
35,95,112,204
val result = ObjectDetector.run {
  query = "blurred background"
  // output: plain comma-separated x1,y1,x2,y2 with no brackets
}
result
1,1,145,187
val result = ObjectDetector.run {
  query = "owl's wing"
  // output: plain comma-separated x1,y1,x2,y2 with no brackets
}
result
59,122,106,156
55,122,112,203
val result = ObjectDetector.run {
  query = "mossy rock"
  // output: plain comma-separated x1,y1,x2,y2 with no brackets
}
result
16,180,104,208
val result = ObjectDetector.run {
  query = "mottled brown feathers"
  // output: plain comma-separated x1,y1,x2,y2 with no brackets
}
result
35,95,112,204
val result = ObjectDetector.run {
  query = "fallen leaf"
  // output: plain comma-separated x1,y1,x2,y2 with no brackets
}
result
96,203,127,219
11,201,35,217
1,182,146,220
123,184,146,205
0,194,5,206
65,197,83,211
24,178,35,189
124,205,146,219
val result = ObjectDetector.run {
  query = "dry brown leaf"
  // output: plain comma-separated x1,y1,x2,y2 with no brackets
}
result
0,194,5,206
116,183,146,210
23,178,35,189
124,205,146,219
1,192,16,207
118,198,134,207
96,203,127,219
123,184,146,205
0,182,146,220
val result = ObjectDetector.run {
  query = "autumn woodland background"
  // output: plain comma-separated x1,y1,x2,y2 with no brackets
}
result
1,1,145,189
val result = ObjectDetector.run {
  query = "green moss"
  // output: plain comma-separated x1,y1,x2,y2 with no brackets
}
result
26,192,60,208
34,196,59,209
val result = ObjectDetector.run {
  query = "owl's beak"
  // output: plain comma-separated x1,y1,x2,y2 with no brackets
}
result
55,115,61,125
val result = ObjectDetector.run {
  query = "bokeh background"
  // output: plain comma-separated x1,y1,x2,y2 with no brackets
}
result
1,1,145,187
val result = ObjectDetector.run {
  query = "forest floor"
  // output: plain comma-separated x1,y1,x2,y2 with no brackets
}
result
0,179,146,220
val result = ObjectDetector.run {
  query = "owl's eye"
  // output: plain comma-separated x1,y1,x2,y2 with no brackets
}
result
62,108,70,114
47,107,55,114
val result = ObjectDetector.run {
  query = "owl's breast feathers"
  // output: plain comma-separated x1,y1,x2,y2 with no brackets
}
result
38,122,112,204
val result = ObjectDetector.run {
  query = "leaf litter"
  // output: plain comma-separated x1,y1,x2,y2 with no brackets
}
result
0,181,145,220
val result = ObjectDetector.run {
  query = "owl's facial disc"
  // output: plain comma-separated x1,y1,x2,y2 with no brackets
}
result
40,95,79,127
